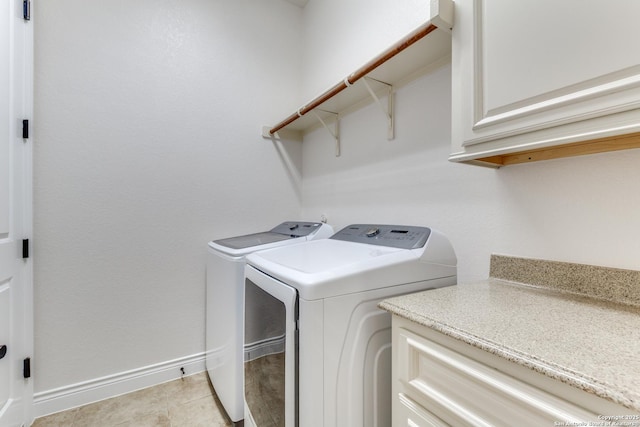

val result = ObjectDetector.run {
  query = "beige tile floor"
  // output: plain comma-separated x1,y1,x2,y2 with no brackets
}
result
32,372,233,427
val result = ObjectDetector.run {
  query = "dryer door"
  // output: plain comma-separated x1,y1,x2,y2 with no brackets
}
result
244,266,298,427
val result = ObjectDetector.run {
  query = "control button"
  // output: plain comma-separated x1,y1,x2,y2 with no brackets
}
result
365,227,380,237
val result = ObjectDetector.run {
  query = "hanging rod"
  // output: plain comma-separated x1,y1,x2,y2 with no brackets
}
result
267,21,439,136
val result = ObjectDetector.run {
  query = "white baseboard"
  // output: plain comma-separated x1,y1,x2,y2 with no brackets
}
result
34,352,206,418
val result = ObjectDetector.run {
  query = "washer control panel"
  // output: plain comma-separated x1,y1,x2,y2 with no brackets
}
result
270,221,324,238
330,224,431,249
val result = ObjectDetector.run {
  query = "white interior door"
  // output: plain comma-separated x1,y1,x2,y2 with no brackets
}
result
0,1,33,426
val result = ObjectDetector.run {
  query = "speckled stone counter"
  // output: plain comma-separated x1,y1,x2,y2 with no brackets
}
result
379,255,640,412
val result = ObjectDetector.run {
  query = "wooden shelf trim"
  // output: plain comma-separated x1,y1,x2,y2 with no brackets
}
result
267,22,439,136
469,132,640,167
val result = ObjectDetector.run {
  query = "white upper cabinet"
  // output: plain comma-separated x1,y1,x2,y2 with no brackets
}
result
450,0,640,166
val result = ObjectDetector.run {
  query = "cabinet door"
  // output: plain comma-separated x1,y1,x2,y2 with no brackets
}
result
450,0,640,163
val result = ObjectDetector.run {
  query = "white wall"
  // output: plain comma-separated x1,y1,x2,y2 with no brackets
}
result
299,1,640,282
300,0,433,100
34,0,304,395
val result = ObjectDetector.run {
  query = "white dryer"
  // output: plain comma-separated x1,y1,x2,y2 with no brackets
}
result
243,224,457,427
206,221,334,425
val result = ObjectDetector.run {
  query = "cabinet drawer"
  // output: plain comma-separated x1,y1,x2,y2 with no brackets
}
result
397,327,600,427
396,393,447,427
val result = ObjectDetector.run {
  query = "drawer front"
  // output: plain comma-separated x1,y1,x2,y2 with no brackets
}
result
397,328,600,427
396,393,447,427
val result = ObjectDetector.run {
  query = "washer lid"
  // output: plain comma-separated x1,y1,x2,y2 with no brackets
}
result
209,221,332,256
213,232,292,250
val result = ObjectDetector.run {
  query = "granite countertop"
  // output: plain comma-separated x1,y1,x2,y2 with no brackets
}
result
379,255,640,412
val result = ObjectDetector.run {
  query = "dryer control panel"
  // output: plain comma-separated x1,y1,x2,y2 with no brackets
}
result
330,224,431,249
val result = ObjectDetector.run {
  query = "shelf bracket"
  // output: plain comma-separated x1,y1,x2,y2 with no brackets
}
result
311,110,340,157
362,77,394,140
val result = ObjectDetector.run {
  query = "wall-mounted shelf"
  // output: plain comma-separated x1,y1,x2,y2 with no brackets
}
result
262,0,454,156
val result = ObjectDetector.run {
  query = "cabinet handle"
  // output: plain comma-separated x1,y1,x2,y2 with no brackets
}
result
0,345,6,360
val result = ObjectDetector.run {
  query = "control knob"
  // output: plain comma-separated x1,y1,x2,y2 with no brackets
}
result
365,227,380,237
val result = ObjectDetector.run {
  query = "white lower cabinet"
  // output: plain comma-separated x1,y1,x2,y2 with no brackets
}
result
392,316,639,427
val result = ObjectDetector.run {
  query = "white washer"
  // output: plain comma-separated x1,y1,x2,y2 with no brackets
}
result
243,224,457,427
206,221,334,426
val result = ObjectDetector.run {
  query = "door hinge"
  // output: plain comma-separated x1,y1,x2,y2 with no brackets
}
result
22,239,29,259
23,358,31,379
23,1,30,21
22,120,29,139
